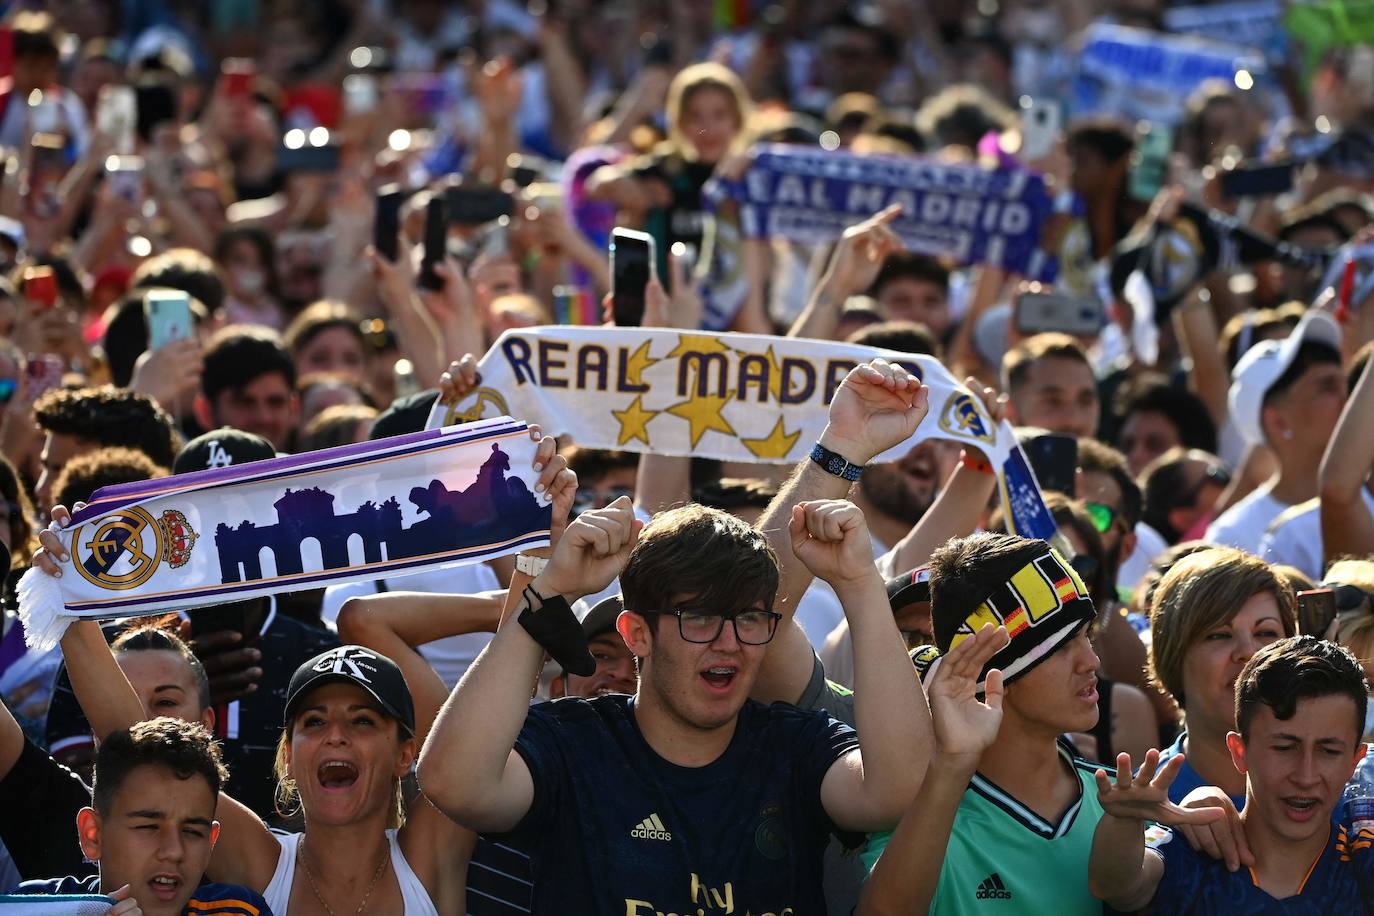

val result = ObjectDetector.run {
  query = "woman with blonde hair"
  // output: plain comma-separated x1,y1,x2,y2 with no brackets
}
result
1324,558,1374,739
1147,546,1297,807
586,63,759,331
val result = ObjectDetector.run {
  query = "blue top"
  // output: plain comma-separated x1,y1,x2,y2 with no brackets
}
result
15,876,271,916
1147,821,1374,912
504,693,860,915
1155,731,1247,810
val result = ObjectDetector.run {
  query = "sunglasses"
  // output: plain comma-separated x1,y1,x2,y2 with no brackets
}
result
0,378,14,405
1173,464,1232,510
1319,582,1374,615
1086,502,1120,535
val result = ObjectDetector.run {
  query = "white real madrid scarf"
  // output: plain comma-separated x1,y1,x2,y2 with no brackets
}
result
18,417,551,650
426,327,1056,542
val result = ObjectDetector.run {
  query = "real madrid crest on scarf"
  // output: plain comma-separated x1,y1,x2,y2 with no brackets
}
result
19,417,552,649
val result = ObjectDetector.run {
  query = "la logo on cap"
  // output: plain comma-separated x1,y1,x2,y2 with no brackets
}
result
312,646,377,682
206,440,233,468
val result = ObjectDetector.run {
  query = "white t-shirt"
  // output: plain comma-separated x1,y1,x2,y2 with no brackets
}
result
1204,485,1289,555
1258,489,1374,580
321,563,501,689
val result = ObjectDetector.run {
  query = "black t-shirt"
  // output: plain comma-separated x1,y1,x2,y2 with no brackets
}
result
44,611,339,823
0,739,93,881
504,693,858,915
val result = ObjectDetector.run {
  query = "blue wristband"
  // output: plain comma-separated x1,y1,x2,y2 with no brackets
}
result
810,442,864,481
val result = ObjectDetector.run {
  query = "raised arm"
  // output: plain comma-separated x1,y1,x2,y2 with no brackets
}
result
1088,750,1222,911
418,494,637,834
792,500,931,830
786,206,902,341
751,360,927,705
1320,351,1374,564
857,624,1009,916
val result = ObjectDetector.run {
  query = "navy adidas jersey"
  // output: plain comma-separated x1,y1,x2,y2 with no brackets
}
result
16,875,272,915
1148,822,1374,912
504,694,859,915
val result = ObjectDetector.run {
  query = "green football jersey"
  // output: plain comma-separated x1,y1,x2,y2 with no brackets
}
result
862,739,1108,914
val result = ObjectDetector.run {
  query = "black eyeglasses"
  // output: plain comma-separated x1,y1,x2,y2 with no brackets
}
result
643,607,782,645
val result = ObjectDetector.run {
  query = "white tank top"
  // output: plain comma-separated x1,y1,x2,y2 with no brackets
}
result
263,829,439,916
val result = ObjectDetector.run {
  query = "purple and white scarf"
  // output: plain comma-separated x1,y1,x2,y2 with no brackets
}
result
18,417,550,649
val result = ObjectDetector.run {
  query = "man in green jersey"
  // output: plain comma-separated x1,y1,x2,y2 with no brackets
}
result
859,531,1116,915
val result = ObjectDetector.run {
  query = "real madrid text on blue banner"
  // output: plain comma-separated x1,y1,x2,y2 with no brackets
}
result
18,416,551,649
706,144,1056,280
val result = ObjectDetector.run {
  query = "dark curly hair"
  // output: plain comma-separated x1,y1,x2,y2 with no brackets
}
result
92,718,228,816
33,386,179,469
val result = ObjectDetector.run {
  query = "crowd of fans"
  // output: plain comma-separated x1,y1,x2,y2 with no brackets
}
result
0,0,1373,913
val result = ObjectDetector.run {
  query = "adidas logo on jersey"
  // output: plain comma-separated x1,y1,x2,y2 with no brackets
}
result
975,873,1011,900
630,813,672,841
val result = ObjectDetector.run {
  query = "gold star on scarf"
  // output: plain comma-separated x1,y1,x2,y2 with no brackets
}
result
624,341,658,388
667,334,733,358
741,416,801,460
666,391,736,448
612,394,658,447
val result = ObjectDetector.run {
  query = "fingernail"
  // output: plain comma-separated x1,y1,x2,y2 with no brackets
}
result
54,570,62,578
249,649,261,660
535,483,546,493
249,668,262,678
59,553,69,562
533,462,544,471
230,632,242,641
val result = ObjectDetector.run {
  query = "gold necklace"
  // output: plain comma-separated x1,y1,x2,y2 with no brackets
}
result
298,834,390,916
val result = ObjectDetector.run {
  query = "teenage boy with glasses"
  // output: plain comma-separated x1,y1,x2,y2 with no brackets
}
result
419,487,929,914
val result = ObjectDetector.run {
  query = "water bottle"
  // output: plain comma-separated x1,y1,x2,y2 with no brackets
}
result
1344,747,1374,831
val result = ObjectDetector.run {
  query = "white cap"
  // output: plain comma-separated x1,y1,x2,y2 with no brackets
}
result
1228,309,1341,446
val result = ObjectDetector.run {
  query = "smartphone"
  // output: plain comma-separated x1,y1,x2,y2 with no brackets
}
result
1019,97,1061,162
1298,588,1339,637
25,354,64,400
96,85,137,154
342,73,379,116
1220,162,1295,199
610,228,655,327
134,77,178,143
1016,291,1106,337
1129,121,1173,203
1022,433,1079,496
22,266,58,309
189,603,247,641
220,59,256,99
104,154,144,205
373,184,405,262
418,194,448,292
446,186,515,225
144,289,193,350
277,141,341,174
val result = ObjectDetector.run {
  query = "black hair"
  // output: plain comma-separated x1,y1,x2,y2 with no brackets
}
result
12,12,59,62
1067,121,1135,165
868,252,950,300
92,718,228,816
1264,341,1342,407
112,625,212,710
929,532,1048,652
53,446,168,509
847,320,940,357
132,249,226,313
201,326,296,403
1236,635,1368,741
33,386,179,469
1077,438,1143,529
213,226,281,303
1113,375,1218,455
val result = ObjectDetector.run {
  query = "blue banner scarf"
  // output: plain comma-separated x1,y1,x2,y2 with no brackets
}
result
1072,24,1266,125
18,417,551,649
1163,1,1287,63
705,145,1057,280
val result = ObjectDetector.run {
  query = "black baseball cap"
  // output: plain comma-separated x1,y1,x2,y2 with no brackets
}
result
886,566,932,611
173,427,276,474
578,595,623,639
284,645,415,735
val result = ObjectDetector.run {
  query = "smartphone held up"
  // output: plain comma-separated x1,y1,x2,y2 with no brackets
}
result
610,228,655,327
